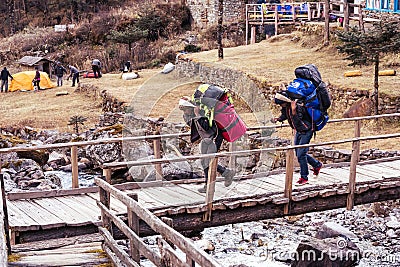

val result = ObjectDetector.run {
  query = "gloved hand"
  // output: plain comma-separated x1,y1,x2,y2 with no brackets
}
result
270,117,280,123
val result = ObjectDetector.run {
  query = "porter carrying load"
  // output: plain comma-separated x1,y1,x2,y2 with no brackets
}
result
192,84,247,142
278,64,331,131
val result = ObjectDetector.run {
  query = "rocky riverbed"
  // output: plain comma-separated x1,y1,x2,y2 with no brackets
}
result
2,123,400,266
136,200,400,267
192,200,400,267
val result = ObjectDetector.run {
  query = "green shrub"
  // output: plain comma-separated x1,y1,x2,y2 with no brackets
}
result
184,44,201,53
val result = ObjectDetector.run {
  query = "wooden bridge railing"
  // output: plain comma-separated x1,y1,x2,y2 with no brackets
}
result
102,113,400,220
95,177,222,267
0,113,399,191
330,0,368,31
245,2,325,42
0,174,10,260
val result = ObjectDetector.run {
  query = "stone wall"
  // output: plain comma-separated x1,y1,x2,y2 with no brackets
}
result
176,57,400,167
186,0,248,28
176,58,268,115
75,84,125,114
176,58,400,118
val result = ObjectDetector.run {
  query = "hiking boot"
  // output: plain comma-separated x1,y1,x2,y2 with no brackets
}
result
295,177,309,186
198,185,207,193
312,163,323,176
222,168,235,187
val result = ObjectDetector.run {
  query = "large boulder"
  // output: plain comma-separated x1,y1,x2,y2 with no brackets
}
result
315,222,357,240
343,97,373,118
16,150,49,166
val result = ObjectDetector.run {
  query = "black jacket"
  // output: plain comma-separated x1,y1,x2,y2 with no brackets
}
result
277,103,312,133
1,69,13,80
55,66,67,77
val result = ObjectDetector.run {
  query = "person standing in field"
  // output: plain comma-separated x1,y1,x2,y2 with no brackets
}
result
32,67,41,91
1,67,13,93
68,65,80,87
91,59,102,78
55,62,67,87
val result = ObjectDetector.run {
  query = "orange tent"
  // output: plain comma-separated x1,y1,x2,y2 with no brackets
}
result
9,71,56,92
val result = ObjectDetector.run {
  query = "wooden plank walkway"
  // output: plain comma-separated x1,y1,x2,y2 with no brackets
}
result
9,241,109,266
6,159,400,244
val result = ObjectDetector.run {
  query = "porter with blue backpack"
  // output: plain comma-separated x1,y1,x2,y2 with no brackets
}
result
285,64,331,131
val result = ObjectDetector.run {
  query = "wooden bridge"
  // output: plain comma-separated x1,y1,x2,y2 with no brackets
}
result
1,113,400,266
245,1,377,44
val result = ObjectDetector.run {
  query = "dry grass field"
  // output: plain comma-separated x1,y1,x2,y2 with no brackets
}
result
0,69,160,133
189,34,400,96
0,36,399,151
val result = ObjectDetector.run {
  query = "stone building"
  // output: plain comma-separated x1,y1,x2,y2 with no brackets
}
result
185,0,254,28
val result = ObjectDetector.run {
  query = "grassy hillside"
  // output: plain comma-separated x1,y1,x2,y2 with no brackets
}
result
0,1,194,73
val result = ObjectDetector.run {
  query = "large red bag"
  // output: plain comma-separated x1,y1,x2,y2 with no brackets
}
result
214,99,247,142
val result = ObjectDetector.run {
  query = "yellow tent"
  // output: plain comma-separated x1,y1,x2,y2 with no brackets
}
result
9,71,56,92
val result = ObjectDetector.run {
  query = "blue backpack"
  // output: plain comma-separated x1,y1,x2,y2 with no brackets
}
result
286,78,329,131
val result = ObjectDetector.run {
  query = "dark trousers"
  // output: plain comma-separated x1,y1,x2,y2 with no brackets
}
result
92,65,100,78
72,73,79,86
294,129,320,179
33,80,40,90
1,79,8,92
202,131,226,182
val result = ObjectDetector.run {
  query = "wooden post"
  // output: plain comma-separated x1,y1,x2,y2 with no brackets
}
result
292,5,296,22
153,136,163,181
127,193,140,263
0,174,11,255
203,158,218,222
103,168,112,184
307,3,312,21
228,142,237,170
71,145,79,188
343,0,349,31
274,8,278,36
250,26,256,44
284,148,294,214
260,3,264,24
99,176,111,230
354,120,361,162
347,138,360,210
245,4,249,45
358,5,365,33
217,0,224,59
324,0,330,45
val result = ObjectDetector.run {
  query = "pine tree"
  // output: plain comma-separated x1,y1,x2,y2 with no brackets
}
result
336,20,400,115
108,24,148,59
68,115,87,134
